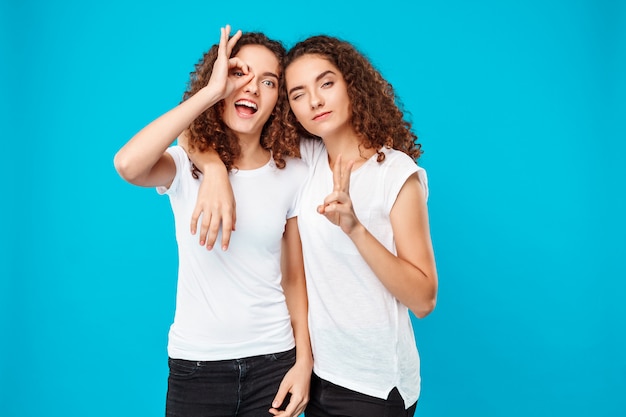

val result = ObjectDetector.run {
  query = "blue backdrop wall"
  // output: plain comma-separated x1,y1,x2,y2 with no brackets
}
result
1,0,625,416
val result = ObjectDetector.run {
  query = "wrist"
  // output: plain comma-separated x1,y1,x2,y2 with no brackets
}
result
295,345,313,366
196,85,224,108
347,222,366,241
201,157,228,175
295,354,313,370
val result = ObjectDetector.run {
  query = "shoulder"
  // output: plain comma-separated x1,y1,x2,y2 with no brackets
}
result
284,155,308,171
281,156,309,180
299,138,325,165
381,147,418,168
379,148,429,201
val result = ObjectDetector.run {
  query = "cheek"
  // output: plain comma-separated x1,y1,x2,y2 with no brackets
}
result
266,90,279,106
289,102,306,121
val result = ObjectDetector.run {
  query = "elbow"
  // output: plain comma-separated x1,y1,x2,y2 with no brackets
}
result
411,269,438,319
411,296,437,319
410,278,438,319
114,151,141,183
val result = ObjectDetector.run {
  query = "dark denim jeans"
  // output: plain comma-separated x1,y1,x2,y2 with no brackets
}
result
166,348,296,417
305,373,417,417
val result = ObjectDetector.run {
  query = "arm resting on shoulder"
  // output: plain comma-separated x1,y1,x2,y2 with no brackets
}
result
178,134,237,250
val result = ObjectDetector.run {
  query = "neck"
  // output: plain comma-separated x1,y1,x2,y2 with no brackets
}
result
322,130,376,170
235,133,270,170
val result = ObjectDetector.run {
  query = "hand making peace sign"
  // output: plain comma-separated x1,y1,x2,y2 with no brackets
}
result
317,154,360,235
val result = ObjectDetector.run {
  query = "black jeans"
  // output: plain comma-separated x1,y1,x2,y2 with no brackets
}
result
305,373,417,417
166,348,296,417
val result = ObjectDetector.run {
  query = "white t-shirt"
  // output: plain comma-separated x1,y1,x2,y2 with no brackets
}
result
298,139,428,408
158,145,308,361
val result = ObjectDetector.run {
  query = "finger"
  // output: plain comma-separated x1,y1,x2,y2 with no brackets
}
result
322,190,342,207
332,154,342,191
268,408,286,417
322,202,338,214
218,26,228,56
190,207,201,235
228,57,250,74
280,394,302,417
198,212,212,246
220,214,233,251
205,216,221,250
233,73,254,91
271,385,289,411
226,28,243,55
340,159,354,193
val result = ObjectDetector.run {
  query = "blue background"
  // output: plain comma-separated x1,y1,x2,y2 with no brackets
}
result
1,0,625,416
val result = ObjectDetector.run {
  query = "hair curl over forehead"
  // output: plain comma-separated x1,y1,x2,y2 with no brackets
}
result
283,35,422,163
183,32,299,175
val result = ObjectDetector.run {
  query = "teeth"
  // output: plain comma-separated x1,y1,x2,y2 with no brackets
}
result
235,100,257,110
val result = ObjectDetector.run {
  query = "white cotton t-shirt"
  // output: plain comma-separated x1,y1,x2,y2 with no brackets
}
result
157,145,308,361
297,139,429,408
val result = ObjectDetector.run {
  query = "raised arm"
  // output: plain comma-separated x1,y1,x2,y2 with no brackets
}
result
113,87,224,188
270,217,312,417
319,156,438,318
114,25,252,188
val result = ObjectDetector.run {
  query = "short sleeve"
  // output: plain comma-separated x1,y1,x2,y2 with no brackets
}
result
156,145,189,196
416,166,429,202
284,157,309,219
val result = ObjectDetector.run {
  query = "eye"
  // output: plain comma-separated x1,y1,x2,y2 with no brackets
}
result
231,70,245,77
321,81,333,88
290,93,303,101
262,79,276,88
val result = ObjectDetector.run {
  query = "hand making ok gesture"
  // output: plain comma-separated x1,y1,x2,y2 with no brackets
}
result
207,24,254,101
317,154,360,235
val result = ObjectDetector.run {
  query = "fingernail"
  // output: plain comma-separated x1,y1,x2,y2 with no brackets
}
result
200,240,205,246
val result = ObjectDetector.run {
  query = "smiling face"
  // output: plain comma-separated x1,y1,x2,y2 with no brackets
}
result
285,54,354,140
222,44,280,141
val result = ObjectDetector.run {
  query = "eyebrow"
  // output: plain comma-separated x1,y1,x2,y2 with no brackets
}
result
263,72,279,80
288,70,336,96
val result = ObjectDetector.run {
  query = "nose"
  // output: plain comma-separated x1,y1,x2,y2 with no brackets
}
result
310,91,324,109
243,77,258,96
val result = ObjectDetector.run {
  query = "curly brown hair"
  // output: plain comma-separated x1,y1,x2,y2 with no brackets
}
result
283,35,422,163
182,32,299,176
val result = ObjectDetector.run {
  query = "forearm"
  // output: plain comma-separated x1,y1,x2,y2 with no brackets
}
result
281,220,313,365
114,86,222,183
348,224,438,318
283,278,312,363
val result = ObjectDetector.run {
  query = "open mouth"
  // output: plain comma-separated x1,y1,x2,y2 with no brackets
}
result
235,99,258,116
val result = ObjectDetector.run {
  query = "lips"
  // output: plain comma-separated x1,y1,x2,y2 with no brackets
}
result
313,111,331,121
235,99,258,117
